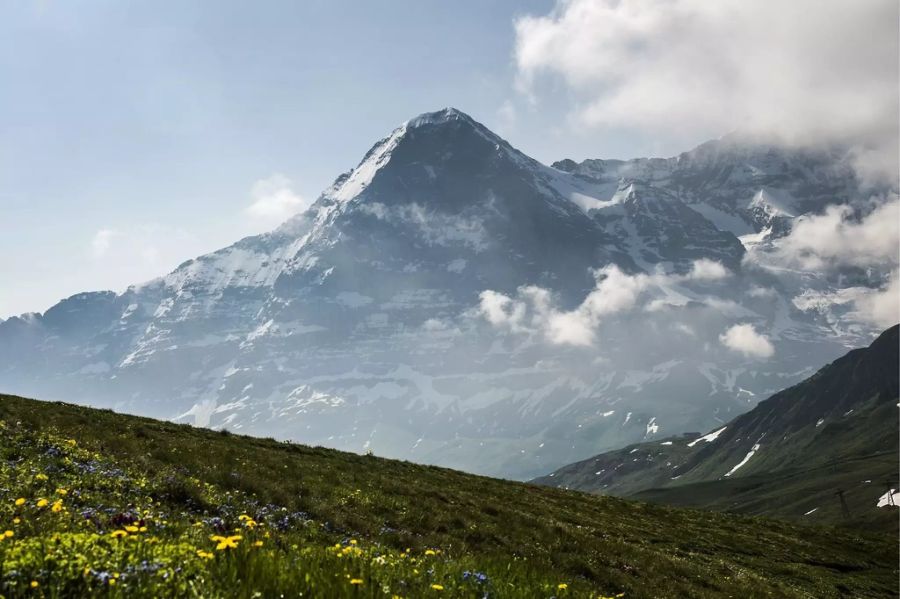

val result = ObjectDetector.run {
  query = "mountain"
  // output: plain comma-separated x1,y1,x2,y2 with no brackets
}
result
533,325,899,531
0,108,892,480
0,393,897,598
553,134,863,238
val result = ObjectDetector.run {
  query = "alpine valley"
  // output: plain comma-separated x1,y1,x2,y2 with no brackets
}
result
0,108,896,480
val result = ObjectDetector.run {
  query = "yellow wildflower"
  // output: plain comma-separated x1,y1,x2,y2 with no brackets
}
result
56,488,68,496
31,581,39,588
349,579,363,585
196,550,214,559
51,500,64,513
253,540,264,547
558,583,568,590
66,439,77,446
211,535,241,550
430,584,444,591
14,498,25,506
35,473,48,481
3,530,12,538
125,525,139,533
36,498,48,508
12,518,19,524
424,549,436,556
111,530,128,538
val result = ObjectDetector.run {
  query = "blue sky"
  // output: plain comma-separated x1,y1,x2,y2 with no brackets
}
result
0,1,561,317
3,0,893,318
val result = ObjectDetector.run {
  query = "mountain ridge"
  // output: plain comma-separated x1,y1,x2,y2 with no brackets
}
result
0,108,893,480
533,324,899,531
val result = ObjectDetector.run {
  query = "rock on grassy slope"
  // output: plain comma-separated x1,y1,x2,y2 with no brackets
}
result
0,394,897,597
534,325,899,533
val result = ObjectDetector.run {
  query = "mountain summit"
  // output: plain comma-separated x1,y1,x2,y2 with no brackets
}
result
0,109,888,479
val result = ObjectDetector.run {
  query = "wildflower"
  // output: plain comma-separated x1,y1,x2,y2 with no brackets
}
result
463,571,489,584
67,439,77,446
3,530,13,538
51,500,64,513
125,525,140,533
111,530,128,538
14,498,25,506
36,498,48,508
56,488,68,496
430,584,444,591
558,583,569,590
31,581,39,588
211,535,241,550
109,579,116,586
35,473,48,481
253,540,264,547
13,518,20,525
424,549,436,556
196,550,214,559
349,579,363,585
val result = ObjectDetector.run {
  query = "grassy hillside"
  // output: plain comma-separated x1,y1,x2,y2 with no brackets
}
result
534,326,899,533
0,394,897,598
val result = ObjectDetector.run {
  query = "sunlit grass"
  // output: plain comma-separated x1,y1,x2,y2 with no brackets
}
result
0,395,896,597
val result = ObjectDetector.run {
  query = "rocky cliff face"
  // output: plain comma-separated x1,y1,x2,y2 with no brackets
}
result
0,108,892,479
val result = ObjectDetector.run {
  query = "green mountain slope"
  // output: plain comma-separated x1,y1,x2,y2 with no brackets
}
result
0,394,897,597
533,325,899,532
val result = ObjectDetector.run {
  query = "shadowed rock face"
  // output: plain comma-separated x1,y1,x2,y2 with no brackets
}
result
0,108,891,480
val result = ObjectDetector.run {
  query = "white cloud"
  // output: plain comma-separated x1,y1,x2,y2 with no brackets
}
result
853,274,900,327
583,265,652,316
478,264,652,346
478,289,528,332
88,224,198,273
478,259,731,346
719,324,775,358
246,174,311,225
686,258,730,281
91,228,120,257
795,272,900,328
514,0,899,182
776,198,900,270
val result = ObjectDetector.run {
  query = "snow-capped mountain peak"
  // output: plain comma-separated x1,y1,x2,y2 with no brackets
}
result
0,109,891,481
